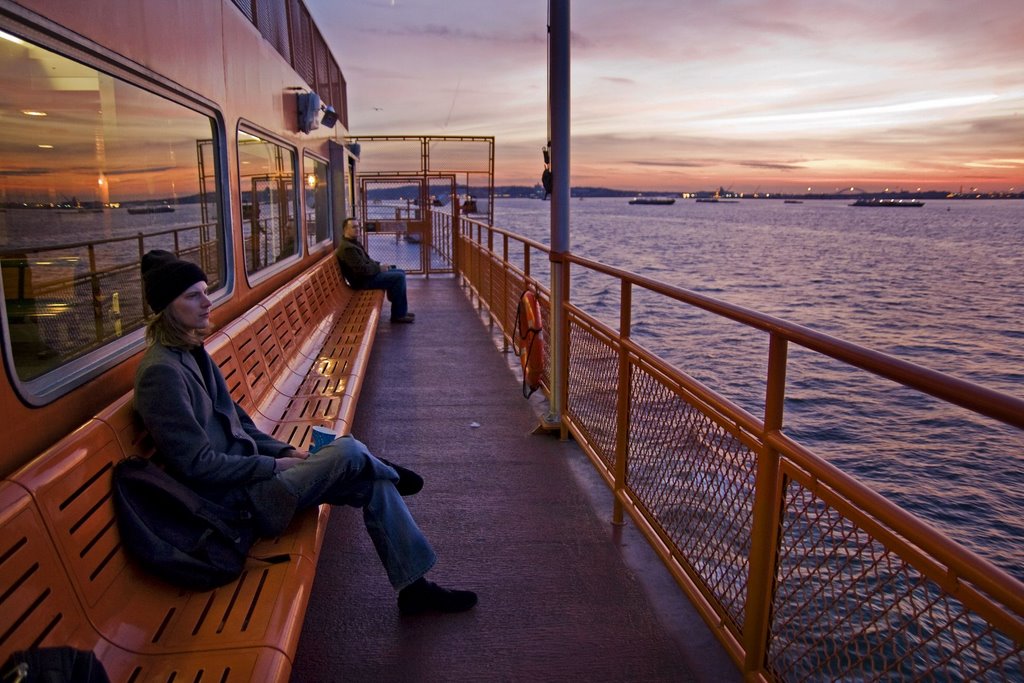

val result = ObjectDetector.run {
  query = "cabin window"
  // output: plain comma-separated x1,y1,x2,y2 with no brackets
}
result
303,154,331,250
237,129,298,274
0,34,225,392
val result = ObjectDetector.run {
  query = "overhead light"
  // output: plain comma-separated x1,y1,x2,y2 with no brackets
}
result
320,104,338,129
38,144,54,149
22,110,47,117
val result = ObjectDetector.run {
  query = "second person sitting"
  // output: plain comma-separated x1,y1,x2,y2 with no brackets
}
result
335,217,415,324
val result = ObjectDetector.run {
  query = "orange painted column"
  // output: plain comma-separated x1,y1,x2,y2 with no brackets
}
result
743,332,788,676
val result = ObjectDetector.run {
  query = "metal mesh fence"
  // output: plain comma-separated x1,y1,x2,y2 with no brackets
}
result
453,221,1024,680
770,466,1024,681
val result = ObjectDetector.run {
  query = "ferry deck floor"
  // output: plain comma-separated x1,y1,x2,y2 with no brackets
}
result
291,277,741,682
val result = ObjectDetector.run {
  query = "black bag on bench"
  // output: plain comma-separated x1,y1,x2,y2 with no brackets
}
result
112,456,261,591
2,647,109,683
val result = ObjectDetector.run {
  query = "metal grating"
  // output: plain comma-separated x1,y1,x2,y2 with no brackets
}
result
255,0,290,56
314,30,330,96
537,289,552,393
231,0,255,22
328,60,343,114
288,2,315,88
566,317,620,473
477,253,494,310
503,270,526,342
626,358,757,631
770,470,1024,681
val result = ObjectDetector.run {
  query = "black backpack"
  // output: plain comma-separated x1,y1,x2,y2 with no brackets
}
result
112,456,270,591
2,647,109,683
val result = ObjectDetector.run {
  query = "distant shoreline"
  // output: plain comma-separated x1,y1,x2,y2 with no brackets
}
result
366,185,1023,201
4,188,1019,211
489,187,1024,201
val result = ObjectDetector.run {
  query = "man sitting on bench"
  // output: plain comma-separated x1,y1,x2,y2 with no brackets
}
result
335,217,415,324
133,250,475,614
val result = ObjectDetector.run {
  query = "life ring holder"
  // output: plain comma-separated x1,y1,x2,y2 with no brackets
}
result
514,290,545,398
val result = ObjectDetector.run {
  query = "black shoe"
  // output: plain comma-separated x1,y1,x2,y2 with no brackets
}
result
398,579,478,615
390,313,416,323
379,458,424,496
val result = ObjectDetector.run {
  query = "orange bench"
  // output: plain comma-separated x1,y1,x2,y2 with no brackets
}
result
0,256,383,681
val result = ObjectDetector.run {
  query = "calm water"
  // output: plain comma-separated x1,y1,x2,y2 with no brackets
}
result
495,197,1024,580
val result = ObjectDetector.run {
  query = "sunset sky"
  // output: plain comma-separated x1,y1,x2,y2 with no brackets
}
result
306,0,1024,193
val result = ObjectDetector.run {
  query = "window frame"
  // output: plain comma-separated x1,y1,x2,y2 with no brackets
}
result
0,27,232,407
302,151,333,254
235,122,302,282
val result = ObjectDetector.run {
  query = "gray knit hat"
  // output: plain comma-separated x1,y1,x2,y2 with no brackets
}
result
141,250,207,313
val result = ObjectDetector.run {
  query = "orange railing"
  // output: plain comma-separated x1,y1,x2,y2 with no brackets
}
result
451,213,1024,680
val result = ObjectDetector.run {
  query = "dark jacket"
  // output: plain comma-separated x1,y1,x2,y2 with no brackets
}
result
334,237,380,287
134,342,291,504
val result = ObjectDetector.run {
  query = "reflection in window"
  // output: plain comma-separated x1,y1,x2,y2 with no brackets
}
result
238,130,297,274
0,34,223,383
304,154,330,249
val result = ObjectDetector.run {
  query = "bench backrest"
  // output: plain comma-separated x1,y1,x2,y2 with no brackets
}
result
0,255,365,673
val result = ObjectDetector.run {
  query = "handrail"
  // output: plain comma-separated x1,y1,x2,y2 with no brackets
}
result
0,221,216,256
455,220,1024,427
562,252,1024,430
770,430,1024,617
453,213,1024,680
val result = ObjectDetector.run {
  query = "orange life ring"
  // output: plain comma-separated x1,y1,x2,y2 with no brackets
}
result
515,290,545,397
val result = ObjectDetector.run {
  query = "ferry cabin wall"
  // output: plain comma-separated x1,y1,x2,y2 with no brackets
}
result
0,0,350,475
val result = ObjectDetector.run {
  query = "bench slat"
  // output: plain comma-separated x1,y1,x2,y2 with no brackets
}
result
97,644,291,682
0,482,98,656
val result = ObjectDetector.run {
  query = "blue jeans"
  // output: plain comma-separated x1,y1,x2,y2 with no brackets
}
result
361,268,408,318
276,435,436,589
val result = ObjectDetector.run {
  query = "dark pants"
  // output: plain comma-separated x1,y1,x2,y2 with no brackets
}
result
361,268,409,318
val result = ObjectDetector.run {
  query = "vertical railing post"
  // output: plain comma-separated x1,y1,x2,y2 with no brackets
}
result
474,224,482,303
137,232,148,315
491,225,499,319
468,221,475,282
613,279,632,524
502,234,510,350
87,244,103,343
452,213,461,278
743,331,788,676
469,224,477,305
422,204,431,276
556,254,571,439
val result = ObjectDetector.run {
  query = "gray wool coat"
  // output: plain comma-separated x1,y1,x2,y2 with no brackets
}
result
133,341,293,511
